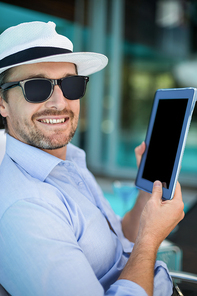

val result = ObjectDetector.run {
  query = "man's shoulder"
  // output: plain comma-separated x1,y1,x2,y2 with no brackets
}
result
0,154,61,220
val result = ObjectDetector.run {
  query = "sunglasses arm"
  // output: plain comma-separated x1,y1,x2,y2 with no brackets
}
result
0,81,20,91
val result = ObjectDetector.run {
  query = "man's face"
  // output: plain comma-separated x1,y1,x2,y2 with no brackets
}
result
0,62,80,158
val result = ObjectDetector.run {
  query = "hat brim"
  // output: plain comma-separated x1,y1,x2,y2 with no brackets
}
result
0,52,108,76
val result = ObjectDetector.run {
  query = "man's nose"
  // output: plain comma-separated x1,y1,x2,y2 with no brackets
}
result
44,85,68,109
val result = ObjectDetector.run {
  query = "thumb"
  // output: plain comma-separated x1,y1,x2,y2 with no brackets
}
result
152,181,163,199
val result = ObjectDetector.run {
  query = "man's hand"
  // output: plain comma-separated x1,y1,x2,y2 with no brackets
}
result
137,180,185,249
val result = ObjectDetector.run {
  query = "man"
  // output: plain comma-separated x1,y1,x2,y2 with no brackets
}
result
0,21,184,296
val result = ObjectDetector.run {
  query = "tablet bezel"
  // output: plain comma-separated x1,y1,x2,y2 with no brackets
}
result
135,87,197,200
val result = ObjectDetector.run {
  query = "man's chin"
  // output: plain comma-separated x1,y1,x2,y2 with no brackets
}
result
41,143,67,150
35,133,75,150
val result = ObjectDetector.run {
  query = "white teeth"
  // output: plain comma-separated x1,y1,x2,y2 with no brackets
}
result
41,118,66,124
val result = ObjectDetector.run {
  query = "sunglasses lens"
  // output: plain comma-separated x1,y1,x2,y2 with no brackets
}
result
61,76,88,100
24,79,52,103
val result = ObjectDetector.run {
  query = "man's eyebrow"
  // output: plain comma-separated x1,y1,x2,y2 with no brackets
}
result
24,74,46,79
24,73,77,80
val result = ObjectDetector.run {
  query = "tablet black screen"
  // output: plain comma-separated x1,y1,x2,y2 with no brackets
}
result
142,99,188,188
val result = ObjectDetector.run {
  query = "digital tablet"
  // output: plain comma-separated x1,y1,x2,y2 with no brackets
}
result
135,87,197,200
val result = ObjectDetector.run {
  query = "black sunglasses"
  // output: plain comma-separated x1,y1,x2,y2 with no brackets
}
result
0,75,89,103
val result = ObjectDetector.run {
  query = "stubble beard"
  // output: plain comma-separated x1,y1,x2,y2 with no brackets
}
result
14,109,78,150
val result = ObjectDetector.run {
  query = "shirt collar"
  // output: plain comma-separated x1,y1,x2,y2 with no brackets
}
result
6,134,62,181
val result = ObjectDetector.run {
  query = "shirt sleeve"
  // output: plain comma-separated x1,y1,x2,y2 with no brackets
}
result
153,261,173,296
106,280,147,296
0,199,170,296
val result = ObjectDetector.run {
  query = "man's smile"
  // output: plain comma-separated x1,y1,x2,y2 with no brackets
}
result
38,118,67,124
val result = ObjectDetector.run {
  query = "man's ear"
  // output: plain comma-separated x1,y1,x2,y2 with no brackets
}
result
0,95,8,118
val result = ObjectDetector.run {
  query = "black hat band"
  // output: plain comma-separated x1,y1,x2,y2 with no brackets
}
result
0,46,72,69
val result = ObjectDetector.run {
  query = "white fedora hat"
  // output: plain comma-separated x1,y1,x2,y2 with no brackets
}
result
0,21,108,75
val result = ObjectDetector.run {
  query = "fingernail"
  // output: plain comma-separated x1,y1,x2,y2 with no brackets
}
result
154,181,161,187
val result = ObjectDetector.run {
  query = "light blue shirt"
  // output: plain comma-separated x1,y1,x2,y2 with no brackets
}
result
0,135,173,296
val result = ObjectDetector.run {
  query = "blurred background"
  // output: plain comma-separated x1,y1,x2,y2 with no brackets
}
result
0,0,197,285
